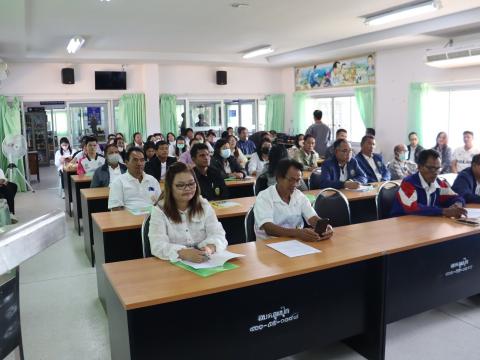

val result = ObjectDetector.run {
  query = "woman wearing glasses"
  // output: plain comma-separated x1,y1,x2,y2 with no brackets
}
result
149,162,228,262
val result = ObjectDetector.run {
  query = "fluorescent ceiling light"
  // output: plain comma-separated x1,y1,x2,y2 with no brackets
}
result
67,36,85,54
242,46,274,59
426,54,480,68
364,0,440,26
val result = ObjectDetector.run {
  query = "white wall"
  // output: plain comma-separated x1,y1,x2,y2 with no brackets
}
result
0,62,284,135
158,65,283,98
0,63,144,101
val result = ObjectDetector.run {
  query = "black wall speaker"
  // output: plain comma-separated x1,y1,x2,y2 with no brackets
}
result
62,68,75,84
216,70,227,85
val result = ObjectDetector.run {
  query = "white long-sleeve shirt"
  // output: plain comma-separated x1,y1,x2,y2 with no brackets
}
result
148,197,228,261
248,152,267,175
54,148,75,172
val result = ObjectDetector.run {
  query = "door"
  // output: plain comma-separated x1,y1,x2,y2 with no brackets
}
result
224,100,256,134
67,102,109,148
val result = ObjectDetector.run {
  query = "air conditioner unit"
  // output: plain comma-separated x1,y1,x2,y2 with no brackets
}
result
425,42,480,68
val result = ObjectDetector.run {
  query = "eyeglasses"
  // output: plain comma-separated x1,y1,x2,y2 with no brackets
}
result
175,181,197,190
285,176,302,185
337,149,353,154
423,165,442,173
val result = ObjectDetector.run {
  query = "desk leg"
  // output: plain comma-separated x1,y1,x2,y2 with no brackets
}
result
72,182,89,236
63,172,72,217
94,225,144,312
219,217,246,244
82,198,108,267
344,256,386,360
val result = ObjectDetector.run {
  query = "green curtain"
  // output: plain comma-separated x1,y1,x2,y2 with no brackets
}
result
354,86,375,129
159,94,177,136
265,94,285,132
293,92,308,134
0,96,27,192
408,83,431,145
117,93,147,143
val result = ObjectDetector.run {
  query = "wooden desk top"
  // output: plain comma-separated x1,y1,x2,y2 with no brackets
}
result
224,177,255,188
81,187,109,200
71,175,92,183
211,198,255,219
92,211,145,232
104,214,480,310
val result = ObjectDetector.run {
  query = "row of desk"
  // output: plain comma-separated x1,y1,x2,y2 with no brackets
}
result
102,212,480,360
91,183,393,314
85,182,384,268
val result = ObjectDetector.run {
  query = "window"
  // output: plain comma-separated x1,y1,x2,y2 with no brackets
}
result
176,100,186,134
224,100,257,134
304,95,365,142
257,100,266,132
422,88,480,149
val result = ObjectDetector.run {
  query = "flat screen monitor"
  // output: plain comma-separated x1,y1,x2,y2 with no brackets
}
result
95,71,127,90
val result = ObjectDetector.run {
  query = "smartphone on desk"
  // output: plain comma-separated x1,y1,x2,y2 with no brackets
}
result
314,218,330,236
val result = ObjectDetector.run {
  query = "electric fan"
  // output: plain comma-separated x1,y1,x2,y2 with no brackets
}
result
1,134,34,192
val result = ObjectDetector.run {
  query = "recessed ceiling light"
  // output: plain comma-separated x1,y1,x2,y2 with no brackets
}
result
363,0,441,26
231,3,249,8
67,36,85,54
243,46,274,59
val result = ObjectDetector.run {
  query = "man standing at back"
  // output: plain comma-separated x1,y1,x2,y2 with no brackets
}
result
305,110,331,157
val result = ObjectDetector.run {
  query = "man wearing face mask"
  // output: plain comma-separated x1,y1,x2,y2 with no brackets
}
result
115,138,127,162
91,144,127,188
388,144,418,180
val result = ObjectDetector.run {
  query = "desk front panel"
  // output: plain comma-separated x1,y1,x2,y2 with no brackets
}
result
386,234,480,323
106,258,385,360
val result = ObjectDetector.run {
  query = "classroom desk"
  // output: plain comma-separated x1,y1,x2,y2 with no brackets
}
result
103,215,480,360
63,169,77,217
81,187,110,267
104,236,385,360
93,211,147,310
71,175,92,235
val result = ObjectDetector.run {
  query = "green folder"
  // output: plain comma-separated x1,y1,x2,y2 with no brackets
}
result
224,177,237,182
172,261,239,277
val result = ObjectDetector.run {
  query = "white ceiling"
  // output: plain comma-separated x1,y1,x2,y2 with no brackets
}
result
1,0,480,66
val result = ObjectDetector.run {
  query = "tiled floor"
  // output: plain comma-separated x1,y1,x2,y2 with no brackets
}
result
4,166,480,359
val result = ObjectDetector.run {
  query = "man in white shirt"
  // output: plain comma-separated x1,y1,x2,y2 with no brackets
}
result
451,131,480,173
0,168,17,215
254,158,333,241
108,147,161,211
76,136,105,175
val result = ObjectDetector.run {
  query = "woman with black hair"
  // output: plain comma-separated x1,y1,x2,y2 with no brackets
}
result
248,138,271,176
210,139,246,179
257,144,308,191
175,136,188,159
54,137,75,198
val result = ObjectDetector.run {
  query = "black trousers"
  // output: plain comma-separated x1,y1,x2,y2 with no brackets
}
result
59,170,64,189
0,182,18,214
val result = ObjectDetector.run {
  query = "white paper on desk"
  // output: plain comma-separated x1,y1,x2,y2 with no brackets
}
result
466,208,480,219
180,250,245,269
266,240,321,258
344,185,373,192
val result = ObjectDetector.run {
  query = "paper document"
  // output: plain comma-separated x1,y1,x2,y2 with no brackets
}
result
210,201,240,209
266,240,321,258
466,208,480,219
344,185,373,192
180,250,245,269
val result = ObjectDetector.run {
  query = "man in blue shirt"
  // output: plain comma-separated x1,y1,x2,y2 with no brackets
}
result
237,126,256,155
318,139,367,189
452,154,480,204
356,135,390,183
